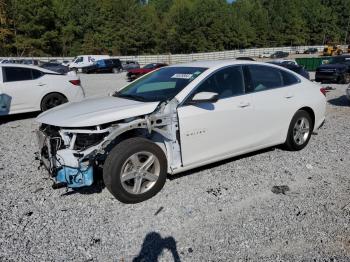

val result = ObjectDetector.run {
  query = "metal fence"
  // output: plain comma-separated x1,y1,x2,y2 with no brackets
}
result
1,45,345,66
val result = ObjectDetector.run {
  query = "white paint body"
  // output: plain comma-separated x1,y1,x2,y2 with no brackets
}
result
36,60,326,174
0,64,85,115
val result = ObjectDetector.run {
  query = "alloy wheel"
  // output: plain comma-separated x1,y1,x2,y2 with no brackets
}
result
120,151,160,195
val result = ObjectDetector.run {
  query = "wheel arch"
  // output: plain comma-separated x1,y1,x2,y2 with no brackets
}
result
104,128,169,164
298,106,315,129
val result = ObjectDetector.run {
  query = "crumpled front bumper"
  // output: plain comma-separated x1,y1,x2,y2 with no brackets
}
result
36,130,94,188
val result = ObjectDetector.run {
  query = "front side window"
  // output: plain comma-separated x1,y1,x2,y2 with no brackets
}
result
115,67,207,102
192,66,245,99
3,67,33,82
246,65,283,92
143,63,156,69
75,57,83,63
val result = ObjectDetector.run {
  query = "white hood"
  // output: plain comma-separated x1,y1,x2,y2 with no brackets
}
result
36,96,160,127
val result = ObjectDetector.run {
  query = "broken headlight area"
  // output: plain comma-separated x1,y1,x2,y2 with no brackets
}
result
37,124,109,188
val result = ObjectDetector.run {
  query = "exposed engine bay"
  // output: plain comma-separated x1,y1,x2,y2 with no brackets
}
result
37,99,181,188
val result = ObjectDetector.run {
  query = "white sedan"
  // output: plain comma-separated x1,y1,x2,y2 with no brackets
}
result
0,64,84,116
36,60,326,203
346,85,350,101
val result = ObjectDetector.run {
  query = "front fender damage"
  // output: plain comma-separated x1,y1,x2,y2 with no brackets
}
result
37,99,182,188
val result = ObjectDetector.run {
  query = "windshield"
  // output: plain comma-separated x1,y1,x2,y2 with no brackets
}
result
114,67,207,102
143,63,156,69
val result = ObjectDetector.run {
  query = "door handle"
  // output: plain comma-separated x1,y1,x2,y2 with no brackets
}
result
238,101,250,108
38,83,46,86
284,93,294,99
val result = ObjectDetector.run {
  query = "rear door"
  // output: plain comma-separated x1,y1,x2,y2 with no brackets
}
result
244,65,301,146
1,67,45,113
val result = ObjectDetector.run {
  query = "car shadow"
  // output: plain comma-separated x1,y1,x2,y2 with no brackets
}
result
61,147,278,196
168,146,276,181
131,232,181,262
328,95,350,107
0,111,40,125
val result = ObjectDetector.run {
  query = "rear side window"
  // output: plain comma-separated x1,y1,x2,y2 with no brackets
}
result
280,70,299,86
3,67,43,82
246,65,283,93
3,67,32,82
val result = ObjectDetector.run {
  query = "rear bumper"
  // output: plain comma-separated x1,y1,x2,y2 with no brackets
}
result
346,88,350,100
315,72,342,82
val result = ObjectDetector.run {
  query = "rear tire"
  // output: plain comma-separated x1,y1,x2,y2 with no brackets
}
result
340,73,350,84
103,137,167,204
284,110,313,151
41,93,68,111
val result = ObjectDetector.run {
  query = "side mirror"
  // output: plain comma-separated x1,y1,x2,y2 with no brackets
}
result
190,92,218,104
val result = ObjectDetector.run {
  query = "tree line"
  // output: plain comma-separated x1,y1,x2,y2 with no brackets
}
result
0,0,350,57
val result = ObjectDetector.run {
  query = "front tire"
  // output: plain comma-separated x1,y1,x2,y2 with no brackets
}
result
284,110,313,151
103,137,167,204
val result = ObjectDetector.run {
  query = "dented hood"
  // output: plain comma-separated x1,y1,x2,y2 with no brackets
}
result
36,96,159,127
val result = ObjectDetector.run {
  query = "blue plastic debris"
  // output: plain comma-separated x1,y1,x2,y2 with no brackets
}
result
56,165,93,188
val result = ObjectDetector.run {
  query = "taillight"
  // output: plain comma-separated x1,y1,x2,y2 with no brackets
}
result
69,79,81,86
320,87,327,96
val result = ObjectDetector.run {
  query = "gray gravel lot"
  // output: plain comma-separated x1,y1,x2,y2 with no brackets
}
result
0,73,350,261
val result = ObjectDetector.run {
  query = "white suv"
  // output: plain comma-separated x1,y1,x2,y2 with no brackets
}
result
36,60,326,203
0,64,84,115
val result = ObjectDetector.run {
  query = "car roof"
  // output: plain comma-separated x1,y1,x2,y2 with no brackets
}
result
169,60,264,69
0,63,59,74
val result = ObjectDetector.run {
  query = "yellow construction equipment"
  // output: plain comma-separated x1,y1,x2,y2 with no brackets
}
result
323,44,344,56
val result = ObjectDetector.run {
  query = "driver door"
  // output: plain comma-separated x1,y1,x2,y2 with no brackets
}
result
177,66,256,166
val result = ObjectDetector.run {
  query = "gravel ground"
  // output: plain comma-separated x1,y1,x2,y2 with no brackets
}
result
0,73,350,261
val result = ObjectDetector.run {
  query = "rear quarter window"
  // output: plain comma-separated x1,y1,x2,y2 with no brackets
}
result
280,70,300,86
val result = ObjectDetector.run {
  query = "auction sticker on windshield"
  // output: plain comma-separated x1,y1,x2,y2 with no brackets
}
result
171,74,193,79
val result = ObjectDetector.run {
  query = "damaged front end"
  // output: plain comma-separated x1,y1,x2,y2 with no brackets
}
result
36,99,182,188
37,124,107,188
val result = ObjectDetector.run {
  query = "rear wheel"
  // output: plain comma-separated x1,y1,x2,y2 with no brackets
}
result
340,73,350,84
103,137,167,203
41,93,68,111
284,110,313,151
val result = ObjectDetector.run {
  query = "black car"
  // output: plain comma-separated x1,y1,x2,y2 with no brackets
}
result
82,59,122,74
315,55,350,84
270,51,289,59
267,62,310,80
236,57,255,61
40,62,69,74
303,48,318,54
